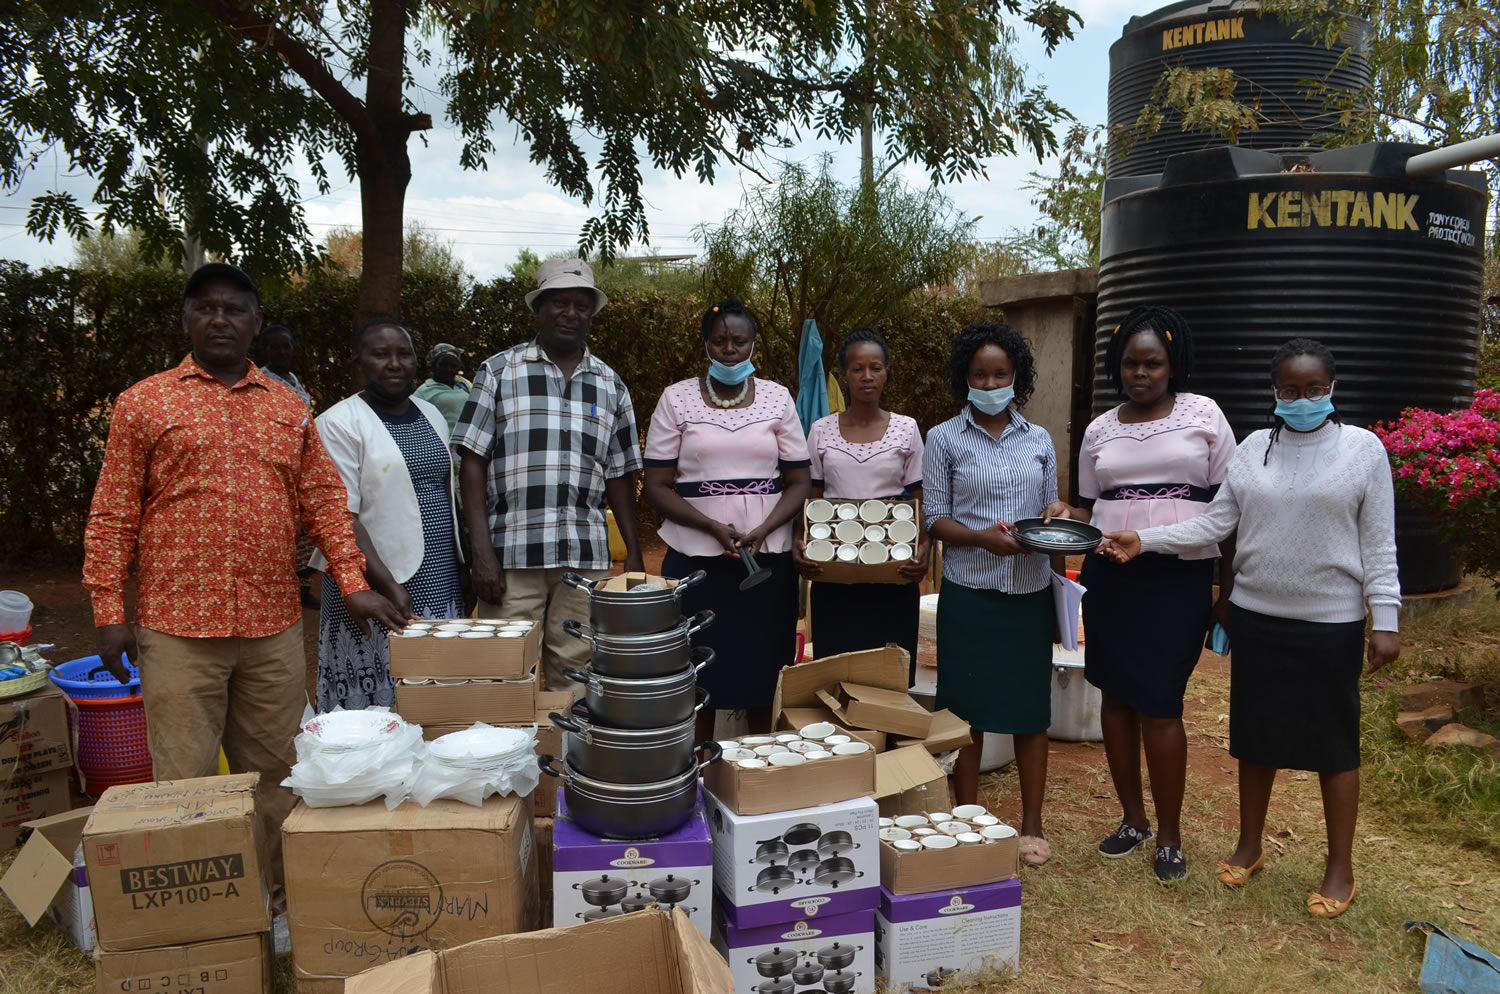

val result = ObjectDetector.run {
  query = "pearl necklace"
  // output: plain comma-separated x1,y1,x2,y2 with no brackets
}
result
704,374,751,408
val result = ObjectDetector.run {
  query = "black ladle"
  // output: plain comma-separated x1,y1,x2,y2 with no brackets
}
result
728,525,773,591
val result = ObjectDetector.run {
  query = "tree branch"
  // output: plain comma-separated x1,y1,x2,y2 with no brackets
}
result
189,0,376,141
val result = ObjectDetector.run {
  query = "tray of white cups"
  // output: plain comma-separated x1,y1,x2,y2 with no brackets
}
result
803,498,921,584
700,721,878,815
388,616,541,682
876,803,1020,893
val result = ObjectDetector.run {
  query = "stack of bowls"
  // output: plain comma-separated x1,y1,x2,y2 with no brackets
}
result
804,499,920,566
539,571,722,839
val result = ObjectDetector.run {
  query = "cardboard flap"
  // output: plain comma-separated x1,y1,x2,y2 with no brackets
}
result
771,646,910,726
1,808,92,926
83,773,259,834
818,682,932,738
891,709,972,754
670,906,735,994
874,746,946,800
344,951,439,994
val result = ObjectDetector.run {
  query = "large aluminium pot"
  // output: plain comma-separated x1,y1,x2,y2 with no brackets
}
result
571,874,629,907
748,946,799,979
563,655,713,729
815,942,862,971
562,613,715,678
538,746,721,839
562,570,707,635
551,695,710,782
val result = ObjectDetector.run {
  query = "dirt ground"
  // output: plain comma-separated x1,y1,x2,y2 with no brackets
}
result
3,553,1497,993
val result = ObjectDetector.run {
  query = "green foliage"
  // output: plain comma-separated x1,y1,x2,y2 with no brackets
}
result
1006,122,1105,271
72,228,180,274
320,221,473,286
0,261,980,564
699,156,977,379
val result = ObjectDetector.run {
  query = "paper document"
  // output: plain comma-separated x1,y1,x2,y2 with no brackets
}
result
1051,571,1086,650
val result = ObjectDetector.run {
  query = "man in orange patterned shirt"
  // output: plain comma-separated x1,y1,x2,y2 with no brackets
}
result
83,264,406,886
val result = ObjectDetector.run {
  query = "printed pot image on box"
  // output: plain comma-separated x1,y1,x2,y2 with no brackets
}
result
706,792,880,930
715,908,877,994
875,879,1021,993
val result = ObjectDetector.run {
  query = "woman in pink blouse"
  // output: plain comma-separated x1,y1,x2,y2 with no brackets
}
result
793,328,929,685
1052,306,1236,882
644,299,813,742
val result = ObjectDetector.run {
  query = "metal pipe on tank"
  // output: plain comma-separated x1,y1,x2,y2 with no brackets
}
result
1405,133,1500,176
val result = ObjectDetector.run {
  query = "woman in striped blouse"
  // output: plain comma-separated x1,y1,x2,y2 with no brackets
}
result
923,323,1070,866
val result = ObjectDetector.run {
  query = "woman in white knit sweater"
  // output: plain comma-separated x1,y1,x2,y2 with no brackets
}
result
1102,338,1400,919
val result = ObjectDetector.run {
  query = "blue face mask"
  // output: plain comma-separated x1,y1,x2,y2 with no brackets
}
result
1274,395,1335,431
968,384,1015,415
706,344,755,386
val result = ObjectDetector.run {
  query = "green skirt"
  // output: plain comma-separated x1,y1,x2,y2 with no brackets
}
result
935,580,1053,735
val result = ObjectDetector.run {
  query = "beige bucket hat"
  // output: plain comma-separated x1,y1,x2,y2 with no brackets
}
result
524,257,608,315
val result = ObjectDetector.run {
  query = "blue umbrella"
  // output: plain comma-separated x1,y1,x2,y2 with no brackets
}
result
795,318,829,435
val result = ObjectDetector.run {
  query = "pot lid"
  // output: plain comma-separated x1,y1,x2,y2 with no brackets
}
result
619,891,655,913
792,962,825,984
754,976,796,994
648,873,694,903
755,946,799,971
822,970,859,994
583,906,623,922
578,875,630,905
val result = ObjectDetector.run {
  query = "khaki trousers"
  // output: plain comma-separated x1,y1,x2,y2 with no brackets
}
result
480,567,608,697
136,621,304,894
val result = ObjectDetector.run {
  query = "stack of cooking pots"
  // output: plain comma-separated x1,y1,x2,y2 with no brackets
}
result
747,941,865,994
539,571,721,839
569,872,701,922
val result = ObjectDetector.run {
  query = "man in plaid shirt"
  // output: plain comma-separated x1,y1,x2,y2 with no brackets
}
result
454,259,644,694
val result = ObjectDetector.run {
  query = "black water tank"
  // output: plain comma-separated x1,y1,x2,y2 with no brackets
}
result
1094,142,1487,592
1107,0,1372,177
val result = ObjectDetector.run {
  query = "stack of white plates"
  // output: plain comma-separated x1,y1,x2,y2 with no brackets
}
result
428,726,535,771
301,709,411,753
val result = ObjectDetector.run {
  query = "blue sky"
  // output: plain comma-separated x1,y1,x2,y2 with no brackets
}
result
0,0,1138,279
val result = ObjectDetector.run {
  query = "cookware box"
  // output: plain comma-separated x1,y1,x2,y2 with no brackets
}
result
394,674,538,726
388,620,540,680
875,879,1021,992
704,791,880,929
552,788,712,938
714,907,876,994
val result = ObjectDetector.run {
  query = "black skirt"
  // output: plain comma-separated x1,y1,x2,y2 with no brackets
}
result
1228,603,1367,772
1080,552,1214,719
661,547,799,711
810,580,920,687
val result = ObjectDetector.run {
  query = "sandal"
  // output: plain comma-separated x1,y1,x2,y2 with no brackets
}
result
1216,851,1265,887
1018,835,1051,866
1307,879,1358,919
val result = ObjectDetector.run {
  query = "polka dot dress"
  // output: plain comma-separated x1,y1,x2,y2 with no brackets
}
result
316,405,462,712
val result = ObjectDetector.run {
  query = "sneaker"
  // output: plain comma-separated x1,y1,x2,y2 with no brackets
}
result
1098,822,1154,858
1154,846,1187,882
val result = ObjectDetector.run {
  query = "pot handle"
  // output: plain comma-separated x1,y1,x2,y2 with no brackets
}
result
561,571,597,592
561,618,596,643
548,711,590,740
537,754,569,781
562,666,593,686
693,686,713,715
691,646,716,676
695,741,724,772
691,740,722,767
683,608,715,638
673,570,708,597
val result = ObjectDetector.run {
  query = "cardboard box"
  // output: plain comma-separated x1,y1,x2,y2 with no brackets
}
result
804,498,921,585
777,709,886,751
294,974,346,994
1,769,72,850
877,832,1017,896
553,788,712,937
705,792,879,929
95,932,273,994
874,747,950,819
2,807,96,952
282,793,536,983
701,726,875,816
715,906,876,994
395,673,537,726
889,709,971,755
341,907,733,994
83,775,269,951
388,620,540,680
815,684,932,739
0,684,72,778
771,647,911,729
875,879,1021,991
535,816,554,934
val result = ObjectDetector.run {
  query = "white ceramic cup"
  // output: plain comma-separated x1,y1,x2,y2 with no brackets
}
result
894,815,929,830
775,733,801,744
432,631,458,638
892,503,915,521
802,750,834,761
928,811,953,824
832,742,871,756
937,821,971,836
825,735,852,746
889,543,913,562
496,631,524,638
957,832,985,846
436,623,471,631
800,722,835,740
879,817,895,829
921,835,958,850
459,631,493,639
879,827,912,842
886,518,919,544
769,752,805,767
971,814,1000,827
836,502,859,520
893,839,922,853
722,748,757,762
718,740,742,750
858,543,889,564
835,519,866,544
859,499,890,523
911,827,938,837
951,804,988,820
806,499,835,522
809,522,833,541
754,744,789,757
836,544,860,562
736,758,768,769
394,630,428,638
806,540,835,563
981,824,1017,841
787,740,820,754
863,524,887,543
741,736,774,746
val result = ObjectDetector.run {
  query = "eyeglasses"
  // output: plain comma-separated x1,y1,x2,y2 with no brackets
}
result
1275,384,1331,402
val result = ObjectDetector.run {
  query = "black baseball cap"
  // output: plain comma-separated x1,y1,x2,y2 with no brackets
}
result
182,263,261,305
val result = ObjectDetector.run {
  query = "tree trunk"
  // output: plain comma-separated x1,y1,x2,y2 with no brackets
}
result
355,132,410,323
